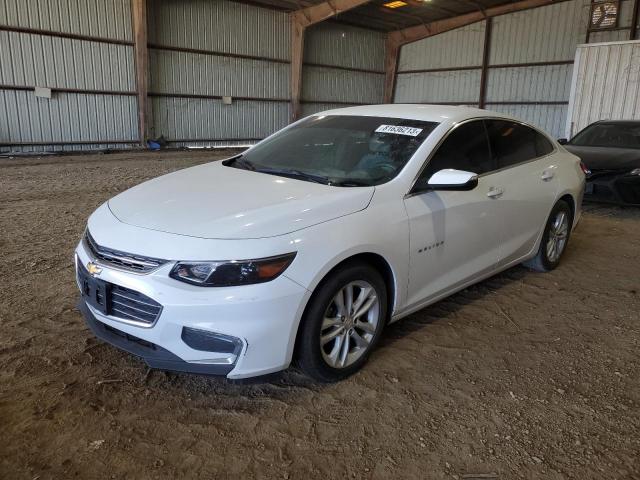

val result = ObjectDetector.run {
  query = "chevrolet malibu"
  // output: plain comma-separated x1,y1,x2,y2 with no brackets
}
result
76,105,585,382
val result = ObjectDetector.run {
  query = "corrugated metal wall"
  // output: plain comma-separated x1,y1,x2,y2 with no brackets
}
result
483,0,591,137
489,0,588,64
395,23,485,105
148,0,290,145
0,0,138,152
1,0,133,40
395,69,483,104
4,0,638,152
394,0,639,139
566,40,640,137
398,22,486,70
301,22,385,118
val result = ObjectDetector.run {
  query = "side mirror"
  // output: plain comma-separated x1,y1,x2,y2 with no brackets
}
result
412,169,478,194
557,138,568,145
428,169,478,190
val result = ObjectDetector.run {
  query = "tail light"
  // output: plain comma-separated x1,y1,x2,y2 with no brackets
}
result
579,161,591,177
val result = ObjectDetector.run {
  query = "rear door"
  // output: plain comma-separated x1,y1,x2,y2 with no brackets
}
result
484,119,559,264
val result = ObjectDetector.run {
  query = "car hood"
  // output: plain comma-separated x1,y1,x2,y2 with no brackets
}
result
564,145,640,171
107,161,374,239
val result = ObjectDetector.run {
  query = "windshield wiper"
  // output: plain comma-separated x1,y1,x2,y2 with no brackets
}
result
228,155,256,171
328,179,372,187
255,167,329,185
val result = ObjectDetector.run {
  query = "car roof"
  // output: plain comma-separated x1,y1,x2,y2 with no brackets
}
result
311,104,514,124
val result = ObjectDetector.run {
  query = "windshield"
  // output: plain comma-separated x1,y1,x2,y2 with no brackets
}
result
570,122,640,149
225,115,438,186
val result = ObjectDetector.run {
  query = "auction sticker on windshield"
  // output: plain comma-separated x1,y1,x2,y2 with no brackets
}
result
375,125,423,136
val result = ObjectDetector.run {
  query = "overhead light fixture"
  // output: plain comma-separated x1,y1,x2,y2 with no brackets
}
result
383,0,407,8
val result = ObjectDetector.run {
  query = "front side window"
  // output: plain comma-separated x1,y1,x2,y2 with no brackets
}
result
226,115,438,186
570,122,640,149
417,120,494,186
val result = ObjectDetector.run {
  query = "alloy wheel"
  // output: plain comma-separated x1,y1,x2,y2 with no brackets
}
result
546,210,569,262
319,280,380,369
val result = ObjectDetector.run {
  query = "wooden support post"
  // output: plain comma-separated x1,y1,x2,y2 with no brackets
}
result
290,18,305,122
132,0,148,146
383,37,400,103
289,0,371,122
478,17,492,109
631,0,639,40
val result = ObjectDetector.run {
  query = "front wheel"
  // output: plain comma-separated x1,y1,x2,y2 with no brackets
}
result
524,199,573,272
296,263,387,382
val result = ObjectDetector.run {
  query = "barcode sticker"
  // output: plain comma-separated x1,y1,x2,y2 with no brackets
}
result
375,125,423,136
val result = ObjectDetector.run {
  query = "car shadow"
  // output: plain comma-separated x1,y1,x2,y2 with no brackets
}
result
378,265,530,348
132,265,531,402
582,202,640,220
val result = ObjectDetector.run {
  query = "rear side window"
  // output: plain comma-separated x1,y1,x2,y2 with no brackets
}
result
420,120,494,181
485,120,550,168
534,132,554,156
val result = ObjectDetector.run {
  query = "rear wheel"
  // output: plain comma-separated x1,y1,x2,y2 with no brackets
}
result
296,263,387,382
524,199,572,272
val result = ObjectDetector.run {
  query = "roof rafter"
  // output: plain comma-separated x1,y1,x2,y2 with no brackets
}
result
292,0,372,27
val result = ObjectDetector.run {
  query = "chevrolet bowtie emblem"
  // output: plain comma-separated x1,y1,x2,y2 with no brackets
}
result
87,262,102,277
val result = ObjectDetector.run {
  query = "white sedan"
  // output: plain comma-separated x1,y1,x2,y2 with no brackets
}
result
75,105,586,382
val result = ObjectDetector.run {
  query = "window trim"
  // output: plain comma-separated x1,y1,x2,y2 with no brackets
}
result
406,116,558,198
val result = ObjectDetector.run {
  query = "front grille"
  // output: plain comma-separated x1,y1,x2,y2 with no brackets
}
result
77,261,163,326
110,284,163,324
591,183,615,199
84,230,167,273
617,178,640,205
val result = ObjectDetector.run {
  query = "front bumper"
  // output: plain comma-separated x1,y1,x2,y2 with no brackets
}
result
585,174,640,206
75,239,310,379
78,300,236,375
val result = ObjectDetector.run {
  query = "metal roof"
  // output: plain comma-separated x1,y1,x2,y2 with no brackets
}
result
233,0,526,32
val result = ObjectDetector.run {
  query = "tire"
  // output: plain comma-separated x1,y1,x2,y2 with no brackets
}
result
296,262,388,382
524,199,573,272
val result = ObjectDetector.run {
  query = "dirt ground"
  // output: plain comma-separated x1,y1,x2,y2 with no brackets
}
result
1,150,639,480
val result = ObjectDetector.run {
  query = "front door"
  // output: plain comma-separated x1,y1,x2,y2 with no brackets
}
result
403,120,504,309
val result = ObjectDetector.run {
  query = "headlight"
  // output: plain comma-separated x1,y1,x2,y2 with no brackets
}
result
169,253,296,287
630,168,640,176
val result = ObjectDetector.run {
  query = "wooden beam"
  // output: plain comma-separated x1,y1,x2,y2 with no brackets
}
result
631,0,639,39
383,37,400,103
290,18,305,121
388,0,557,46
290,0,371,121
132,0,148,146
291,0,371,27
478,17,492,109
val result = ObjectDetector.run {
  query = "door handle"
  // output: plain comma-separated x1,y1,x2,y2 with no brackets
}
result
541,169,555,181
487,187,504,199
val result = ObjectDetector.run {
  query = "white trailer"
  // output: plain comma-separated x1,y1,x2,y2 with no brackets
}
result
566,39,640,139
